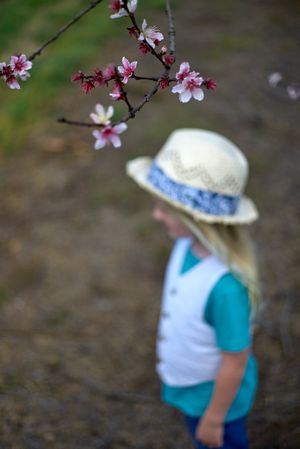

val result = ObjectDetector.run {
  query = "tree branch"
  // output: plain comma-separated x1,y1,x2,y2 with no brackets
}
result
124,1,168,67
165,0,176,58
57,117,99,127
121,69,168,123
58,0,177,136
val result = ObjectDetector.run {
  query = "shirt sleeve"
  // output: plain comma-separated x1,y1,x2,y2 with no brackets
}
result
204,273,251,352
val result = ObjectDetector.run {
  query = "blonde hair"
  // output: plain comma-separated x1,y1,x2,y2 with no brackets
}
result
175,210,261,310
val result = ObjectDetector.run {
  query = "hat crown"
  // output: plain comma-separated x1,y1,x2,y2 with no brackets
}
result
155,129,249,196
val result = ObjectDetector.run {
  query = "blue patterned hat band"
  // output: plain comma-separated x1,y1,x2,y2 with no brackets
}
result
147,162,241,216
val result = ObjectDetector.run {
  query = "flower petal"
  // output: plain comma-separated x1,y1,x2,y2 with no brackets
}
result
107,105,114,118
179,90,192,103
131,61,138,71
90,113,100,123
110,135,121,147
172,83,185,93
128,0,137,12
122,56,129,67
95,104,105,115
142,19,147,31
179,62,190,73
110,9,128,18
145,38,155,48
114,122,127,134
94,138,106,150
192,88,204,101
92,130,101,139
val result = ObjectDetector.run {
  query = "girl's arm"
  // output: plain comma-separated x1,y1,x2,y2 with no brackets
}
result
196,349,249,447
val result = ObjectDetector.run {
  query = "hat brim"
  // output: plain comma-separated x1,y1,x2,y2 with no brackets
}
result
126,157,259,225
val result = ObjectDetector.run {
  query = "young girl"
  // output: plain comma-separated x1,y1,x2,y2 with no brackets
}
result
126,129,260,449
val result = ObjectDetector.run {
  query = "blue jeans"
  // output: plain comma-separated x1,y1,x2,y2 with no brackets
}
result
184,415,248,449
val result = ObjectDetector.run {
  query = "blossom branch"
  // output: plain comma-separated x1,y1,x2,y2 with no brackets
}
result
2,0,217,149
121,69,168,123
61,0,216,149
165,0,176,58
57,117,99,127
114,66,135,116
28,0,104,61
122,1,167,67
132,74,160,81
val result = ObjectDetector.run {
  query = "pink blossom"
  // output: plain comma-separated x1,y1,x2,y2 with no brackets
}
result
92,123,127,149
162,54,175,66
117,57,137,84
71,71,85,82
10,54,32,77
81,80,95,94
5,75,20,89
203,78,217,90
0,55,32,89
138,42,150,55
109,83,124,100
138,19,164,49
110,0,138,19
93,69,105,86
127,26,139,38
109,0,122,13
0,63,20,89
103,64,116,81
175,62,191,82
159,77,170,90
90,104,114,125
0,62,12,79
172,71,204,103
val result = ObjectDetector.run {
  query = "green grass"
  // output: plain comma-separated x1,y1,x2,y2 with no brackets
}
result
0,0,171,155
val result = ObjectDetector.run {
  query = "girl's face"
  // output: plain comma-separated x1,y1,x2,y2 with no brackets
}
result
152,201,194,240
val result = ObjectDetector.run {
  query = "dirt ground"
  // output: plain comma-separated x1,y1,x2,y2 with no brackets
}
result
0,0,300,448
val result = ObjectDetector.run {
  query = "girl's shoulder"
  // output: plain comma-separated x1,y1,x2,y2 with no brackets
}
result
205,271,250,324
205,272,252,350
212,271,248,297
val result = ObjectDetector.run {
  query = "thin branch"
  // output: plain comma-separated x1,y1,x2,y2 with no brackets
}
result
28,0,104,61
123,1,168,67
57,117,99,127
114,66,135,116
59,0,177,133
121,69,168,123
165,0,176,58
132,74,160,81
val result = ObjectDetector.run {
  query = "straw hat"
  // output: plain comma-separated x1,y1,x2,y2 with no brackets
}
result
126,129,258,224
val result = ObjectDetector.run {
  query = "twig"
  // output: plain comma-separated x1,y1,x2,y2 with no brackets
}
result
123,1,167,67
165,0,176,58
121,69,168,123
132,75,160,81
57,117,100,127
28,0,104,61
114,66,135,116
59,0,177,131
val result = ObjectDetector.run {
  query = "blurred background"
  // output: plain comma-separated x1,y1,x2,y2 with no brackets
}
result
0,0,299,447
